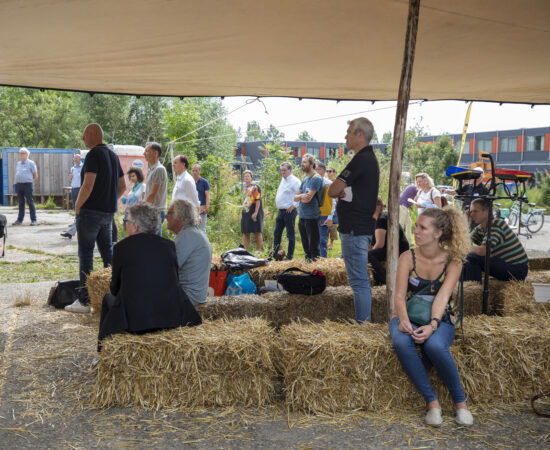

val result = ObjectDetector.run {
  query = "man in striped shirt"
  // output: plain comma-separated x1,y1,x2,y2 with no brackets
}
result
463,198,528,282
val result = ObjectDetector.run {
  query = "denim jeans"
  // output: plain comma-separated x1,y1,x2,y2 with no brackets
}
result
199,213,207,232
318,216,330,258
158,210,166,237
298,218,320,261
463,253,528,283
273,209,297,259
76,209,114,305
71,187,80,211
389,316,466,404
340,232,371,323
15,182,36,222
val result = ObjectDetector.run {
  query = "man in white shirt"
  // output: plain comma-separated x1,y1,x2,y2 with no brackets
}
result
316,162,336,258
272,162,301,260
172,155,200,218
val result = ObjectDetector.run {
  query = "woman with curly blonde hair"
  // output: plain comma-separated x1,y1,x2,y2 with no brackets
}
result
389,207,473,427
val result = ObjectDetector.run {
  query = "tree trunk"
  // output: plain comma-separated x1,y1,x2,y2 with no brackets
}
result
386,0,421,319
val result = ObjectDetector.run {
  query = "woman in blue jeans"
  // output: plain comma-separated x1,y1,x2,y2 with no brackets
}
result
389,207,474,427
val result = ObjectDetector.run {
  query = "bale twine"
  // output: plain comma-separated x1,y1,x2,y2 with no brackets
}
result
85,267,112,314
279,315,550,414
89,318,278,410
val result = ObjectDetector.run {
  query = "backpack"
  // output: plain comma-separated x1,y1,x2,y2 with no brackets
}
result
430,188,448,207
0,214,6,258
313,174,333,216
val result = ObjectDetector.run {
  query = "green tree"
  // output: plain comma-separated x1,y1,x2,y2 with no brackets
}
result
297,130,315,141
406,134,458,185
77,93,131,144
125,96,167,145
382,131,393,144
245,121,266,141
0,87,84,148
265,124,285,142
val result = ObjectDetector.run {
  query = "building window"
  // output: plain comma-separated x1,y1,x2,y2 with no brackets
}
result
454,139,470,154
307,146,320,158
327,147,338,158
526,135,544,151
477,139,492,153
500,137,517,153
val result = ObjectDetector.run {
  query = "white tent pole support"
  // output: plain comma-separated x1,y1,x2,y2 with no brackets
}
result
386,0,421,319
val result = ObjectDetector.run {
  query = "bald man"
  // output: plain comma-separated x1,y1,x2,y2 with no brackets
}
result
65,124,126,313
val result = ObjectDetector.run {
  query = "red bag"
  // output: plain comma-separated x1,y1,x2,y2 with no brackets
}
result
208,265,228,297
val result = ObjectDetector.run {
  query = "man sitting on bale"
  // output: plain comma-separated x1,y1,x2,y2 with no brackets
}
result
369,197,409,285
463,198,528,283
166,199,212,306
98,201,202,350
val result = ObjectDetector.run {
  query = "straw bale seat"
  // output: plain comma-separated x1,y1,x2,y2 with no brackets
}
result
279,315,550,413
90,318,278,410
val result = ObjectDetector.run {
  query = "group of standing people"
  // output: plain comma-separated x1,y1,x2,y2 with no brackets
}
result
17,116,532,428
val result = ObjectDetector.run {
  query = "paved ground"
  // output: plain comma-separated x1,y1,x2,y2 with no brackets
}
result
0,205,549,448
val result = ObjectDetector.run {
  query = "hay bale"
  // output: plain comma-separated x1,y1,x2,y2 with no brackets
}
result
85,267,112,314
195,294,272,322
529,256,550,271
526,270,550,283
90,318,278,410
248,258,351,289
279,315,550,413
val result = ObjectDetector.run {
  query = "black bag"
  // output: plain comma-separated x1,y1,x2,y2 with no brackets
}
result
0,214,6,258
47,280,81,309
221,247,268,271
273,267,326,295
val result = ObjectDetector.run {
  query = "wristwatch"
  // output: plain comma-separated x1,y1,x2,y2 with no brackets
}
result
430,317,441,330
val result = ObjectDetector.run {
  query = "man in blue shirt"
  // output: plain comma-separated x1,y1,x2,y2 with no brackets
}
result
192,163,210,232
294,154,323,261
61,153,83,239
13,147,38,226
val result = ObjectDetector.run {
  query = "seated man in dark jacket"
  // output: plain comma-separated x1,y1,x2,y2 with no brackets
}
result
98,201,201,350
369,197,410,285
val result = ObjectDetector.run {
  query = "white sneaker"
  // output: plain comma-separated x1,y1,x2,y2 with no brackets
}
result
456,408,474,426
64,299,90,313
425,408,443,427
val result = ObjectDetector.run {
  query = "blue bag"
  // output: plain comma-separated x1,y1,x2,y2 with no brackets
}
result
224,273,257,296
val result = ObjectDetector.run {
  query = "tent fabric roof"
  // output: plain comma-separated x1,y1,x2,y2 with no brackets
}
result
1,0,549,103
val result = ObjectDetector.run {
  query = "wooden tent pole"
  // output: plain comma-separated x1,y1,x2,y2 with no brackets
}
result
386,0,421,320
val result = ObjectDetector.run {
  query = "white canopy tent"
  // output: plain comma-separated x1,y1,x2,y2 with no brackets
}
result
1,0,549,103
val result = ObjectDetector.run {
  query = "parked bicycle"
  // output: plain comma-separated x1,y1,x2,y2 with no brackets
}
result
506,200,545,234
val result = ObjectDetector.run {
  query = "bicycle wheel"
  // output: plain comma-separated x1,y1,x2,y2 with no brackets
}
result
508,212,518,228
527,212,544,234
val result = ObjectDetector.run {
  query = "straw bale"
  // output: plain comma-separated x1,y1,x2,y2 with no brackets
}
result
526,270,550,284
89,318,278,410
195,294,272,322
248,258,352,289
86,267,112,314
279,315,550,413
528,256,550,271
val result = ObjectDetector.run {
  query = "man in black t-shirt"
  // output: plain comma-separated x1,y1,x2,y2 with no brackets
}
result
65,123,126,313
328,117,379,323
369,197,409,285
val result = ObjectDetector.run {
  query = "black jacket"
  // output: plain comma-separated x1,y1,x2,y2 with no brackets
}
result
98,233,201,342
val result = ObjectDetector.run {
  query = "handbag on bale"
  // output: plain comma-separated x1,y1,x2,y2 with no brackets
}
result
274,267,326,295
208,264,228,297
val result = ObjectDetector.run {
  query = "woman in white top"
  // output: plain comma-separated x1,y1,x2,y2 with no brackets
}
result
414,173,441,215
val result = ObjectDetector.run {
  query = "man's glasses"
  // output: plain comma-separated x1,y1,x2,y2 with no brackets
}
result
123,218,135,226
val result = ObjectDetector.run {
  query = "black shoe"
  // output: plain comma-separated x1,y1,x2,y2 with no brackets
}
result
60,232,72,239
12,221,22,226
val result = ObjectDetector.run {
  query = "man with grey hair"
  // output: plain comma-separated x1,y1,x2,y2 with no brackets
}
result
328,117,379,323
272,162,300,260
13,147,38,226
166,199,212,305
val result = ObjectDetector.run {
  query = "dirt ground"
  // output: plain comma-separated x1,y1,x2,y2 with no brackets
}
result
1,206,549,448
